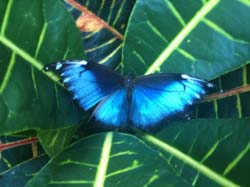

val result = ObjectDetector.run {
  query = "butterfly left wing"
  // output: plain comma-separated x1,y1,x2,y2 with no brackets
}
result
44,60,124,111
130,73,213,128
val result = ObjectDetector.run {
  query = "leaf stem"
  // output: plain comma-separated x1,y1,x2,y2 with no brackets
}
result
0,137,38,152
204,85,250,101
67,0,124,40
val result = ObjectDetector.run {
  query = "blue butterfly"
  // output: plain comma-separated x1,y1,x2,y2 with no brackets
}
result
44,60,213,129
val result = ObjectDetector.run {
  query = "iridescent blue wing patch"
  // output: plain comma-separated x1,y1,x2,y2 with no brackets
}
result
44,60,124,111
93,89,128,127
130,74,213,128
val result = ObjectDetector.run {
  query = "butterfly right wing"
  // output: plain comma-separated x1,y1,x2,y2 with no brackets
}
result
130,73,213,129
44,60,124,111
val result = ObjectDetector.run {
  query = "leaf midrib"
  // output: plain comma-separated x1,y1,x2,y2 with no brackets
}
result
145,0,220,75
142,133,240,187
0,35,62,88
94,132,113,187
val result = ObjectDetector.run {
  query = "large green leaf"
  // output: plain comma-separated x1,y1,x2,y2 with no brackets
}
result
26,132,191,187
0,0,84,135
64,0,135,69
25,119,250,187
143,119,250,187
123,0,250,79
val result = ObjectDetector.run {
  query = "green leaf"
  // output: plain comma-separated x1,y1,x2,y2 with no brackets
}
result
38,126,78,157
0,0,84,135
0,154,49,187
142,119,250,187
64,0,135,69
123,0,250,79
25,132,191,187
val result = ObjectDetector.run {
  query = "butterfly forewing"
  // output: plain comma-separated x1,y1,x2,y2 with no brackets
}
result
45,60,124,111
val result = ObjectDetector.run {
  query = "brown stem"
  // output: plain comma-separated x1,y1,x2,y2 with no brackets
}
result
0,137,38,152
204,84,250,102
67,0,124,40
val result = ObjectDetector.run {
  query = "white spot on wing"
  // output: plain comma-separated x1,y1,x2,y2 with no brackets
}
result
65,60,88,66
181,74,202,82
79,60,88,65
55,62,63,70
195,93,201,99
207,83,214,88
73,94,78,100
181,74,213,88
63,77,70,83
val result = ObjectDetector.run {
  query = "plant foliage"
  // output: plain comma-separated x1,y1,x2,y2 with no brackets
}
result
0,0,249,187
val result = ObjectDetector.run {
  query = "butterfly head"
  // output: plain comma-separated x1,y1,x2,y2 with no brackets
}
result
127,72,136,80
125,72,136,87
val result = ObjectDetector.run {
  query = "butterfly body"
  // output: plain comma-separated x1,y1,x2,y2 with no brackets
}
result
44,60,213,129
124,73,136,102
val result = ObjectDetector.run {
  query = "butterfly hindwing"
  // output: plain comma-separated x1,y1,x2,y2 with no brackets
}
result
44,60,124,111
93,89,128,127
130,74,213,128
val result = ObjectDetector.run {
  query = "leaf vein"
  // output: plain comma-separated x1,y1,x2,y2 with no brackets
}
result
106,164,143,178
146,20,168,43
112,0,126,26
97,0,105,16
164,0,186,26
223,142,250,176
98,44,122,64
85,37,118,53
133,51,148,69
202,18,250,44
0,52,16,94
176,48,196,61
0,0,13,35
200,132,233,163
107,0,116,24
